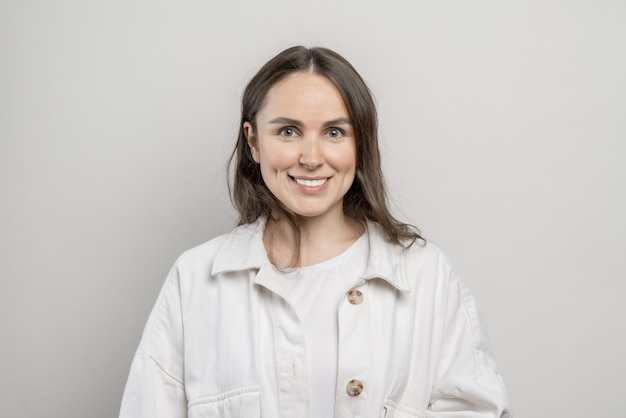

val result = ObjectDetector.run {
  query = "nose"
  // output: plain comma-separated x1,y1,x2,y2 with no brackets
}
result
299,137,324,169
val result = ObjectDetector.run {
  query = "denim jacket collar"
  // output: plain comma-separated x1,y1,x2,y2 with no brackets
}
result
211,218,411,293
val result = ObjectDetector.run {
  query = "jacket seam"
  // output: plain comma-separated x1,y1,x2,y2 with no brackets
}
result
459,278,483,373
428,370,500,409
141,263,185,387
187,386,260,407
429,271,486,406
136,352,185,386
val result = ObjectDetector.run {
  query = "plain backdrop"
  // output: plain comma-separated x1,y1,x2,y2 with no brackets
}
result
1,1,625,417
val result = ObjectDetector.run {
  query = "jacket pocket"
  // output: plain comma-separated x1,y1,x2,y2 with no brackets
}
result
188,386,260,418
382,399,427,418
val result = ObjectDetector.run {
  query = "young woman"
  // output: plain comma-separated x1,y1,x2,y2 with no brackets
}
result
120,46,512,418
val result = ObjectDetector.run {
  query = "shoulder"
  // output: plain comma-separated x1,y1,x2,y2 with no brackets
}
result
365,221,457,292
402,241,458,289
174,230,232,268
368,221,451,268
174,221,266,276
406,240,454,271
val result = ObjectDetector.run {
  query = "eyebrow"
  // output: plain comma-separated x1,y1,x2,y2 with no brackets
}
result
268,117,352,128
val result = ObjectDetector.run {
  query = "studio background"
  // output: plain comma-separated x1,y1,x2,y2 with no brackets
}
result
1,1,624,417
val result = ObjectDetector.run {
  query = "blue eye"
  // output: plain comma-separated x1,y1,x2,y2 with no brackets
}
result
279,127,297,137
327,128,342,139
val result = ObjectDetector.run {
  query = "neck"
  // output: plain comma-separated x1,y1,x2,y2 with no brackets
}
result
264,212,364,268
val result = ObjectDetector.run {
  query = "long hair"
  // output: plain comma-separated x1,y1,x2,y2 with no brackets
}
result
228,46,423,264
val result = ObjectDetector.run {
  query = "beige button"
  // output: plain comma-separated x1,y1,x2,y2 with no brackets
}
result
346,379,364,396
347,289,364,305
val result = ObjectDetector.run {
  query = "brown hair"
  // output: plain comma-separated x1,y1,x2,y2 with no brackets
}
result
228,46,423,263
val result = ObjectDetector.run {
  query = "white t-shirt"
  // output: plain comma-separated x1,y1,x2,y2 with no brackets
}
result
272,231,369,418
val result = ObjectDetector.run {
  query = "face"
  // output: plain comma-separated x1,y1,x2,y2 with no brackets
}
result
244,71,357,222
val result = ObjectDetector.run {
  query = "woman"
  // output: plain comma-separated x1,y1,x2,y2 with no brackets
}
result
120,46,512,418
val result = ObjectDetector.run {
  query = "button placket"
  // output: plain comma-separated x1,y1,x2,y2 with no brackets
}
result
335,282,370,416
271,293,309,417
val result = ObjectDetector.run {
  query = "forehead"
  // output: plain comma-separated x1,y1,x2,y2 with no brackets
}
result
259,71,349,118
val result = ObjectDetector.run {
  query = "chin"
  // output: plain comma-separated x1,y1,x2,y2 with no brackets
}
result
281,199,343,220
292,206,341,220
282,205,323,218
292,210,325,219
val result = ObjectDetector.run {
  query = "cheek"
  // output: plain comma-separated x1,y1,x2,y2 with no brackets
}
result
258,144,299,173
327,146,357,173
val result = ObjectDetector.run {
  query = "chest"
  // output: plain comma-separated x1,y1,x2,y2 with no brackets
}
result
180,270,443,418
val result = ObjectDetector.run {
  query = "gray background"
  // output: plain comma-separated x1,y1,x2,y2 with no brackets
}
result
2,1,625,417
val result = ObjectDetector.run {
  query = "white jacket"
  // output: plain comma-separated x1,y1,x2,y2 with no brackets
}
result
120,220,512,418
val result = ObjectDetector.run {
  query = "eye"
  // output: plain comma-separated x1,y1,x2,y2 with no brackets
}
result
279,127,298,138
327,128,343,139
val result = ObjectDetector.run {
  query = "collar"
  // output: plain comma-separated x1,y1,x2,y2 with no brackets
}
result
362,220,411,293
211,218,411,293
211,220,268,275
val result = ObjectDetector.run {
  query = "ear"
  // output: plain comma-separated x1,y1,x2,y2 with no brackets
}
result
243,121,260,163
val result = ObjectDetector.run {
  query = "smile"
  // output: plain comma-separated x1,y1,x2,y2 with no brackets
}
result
293,177,328,187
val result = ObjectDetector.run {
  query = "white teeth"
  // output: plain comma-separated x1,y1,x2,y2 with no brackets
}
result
295,178,327,187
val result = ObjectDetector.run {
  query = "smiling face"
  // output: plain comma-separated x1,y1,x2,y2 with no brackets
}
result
244,71,357,223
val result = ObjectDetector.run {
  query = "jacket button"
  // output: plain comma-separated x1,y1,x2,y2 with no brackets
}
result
347,289,363,305
346,379,364,396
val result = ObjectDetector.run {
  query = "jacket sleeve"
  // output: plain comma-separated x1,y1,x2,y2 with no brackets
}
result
119,264,188,418
427,270,512,417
